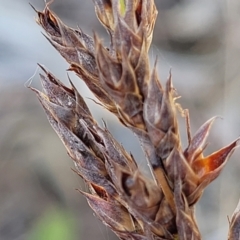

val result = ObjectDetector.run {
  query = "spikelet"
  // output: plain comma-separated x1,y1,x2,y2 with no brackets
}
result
228,199,240,240
30,1,239,239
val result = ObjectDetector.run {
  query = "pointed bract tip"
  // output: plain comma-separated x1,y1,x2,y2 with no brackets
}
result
37,63,48,74
44,0,55,9
29,3,38,13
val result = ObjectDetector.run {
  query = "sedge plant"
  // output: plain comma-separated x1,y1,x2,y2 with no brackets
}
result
30,1,240,239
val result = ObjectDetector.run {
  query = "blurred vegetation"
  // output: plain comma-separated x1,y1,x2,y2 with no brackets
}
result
27,208,77,240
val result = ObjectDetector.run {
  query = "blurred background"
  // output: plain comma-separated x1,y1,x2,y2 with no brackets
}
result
1,0,240,239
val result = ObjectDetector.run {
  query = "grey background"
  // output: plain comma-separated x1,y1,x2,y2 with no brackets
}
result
1,0,240,239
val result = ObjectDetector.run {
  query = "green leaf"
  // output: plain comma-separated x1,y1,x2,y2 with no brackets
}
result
28,207,77,240
119,0,126,15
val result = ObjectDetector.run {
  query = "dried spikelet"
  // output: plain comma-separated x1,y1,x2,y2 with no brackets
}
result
30,1,239,239
228,199,240,240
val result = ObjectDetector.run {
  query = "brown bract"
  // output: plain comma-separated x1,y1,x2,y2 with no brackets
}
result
30,1,239,239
